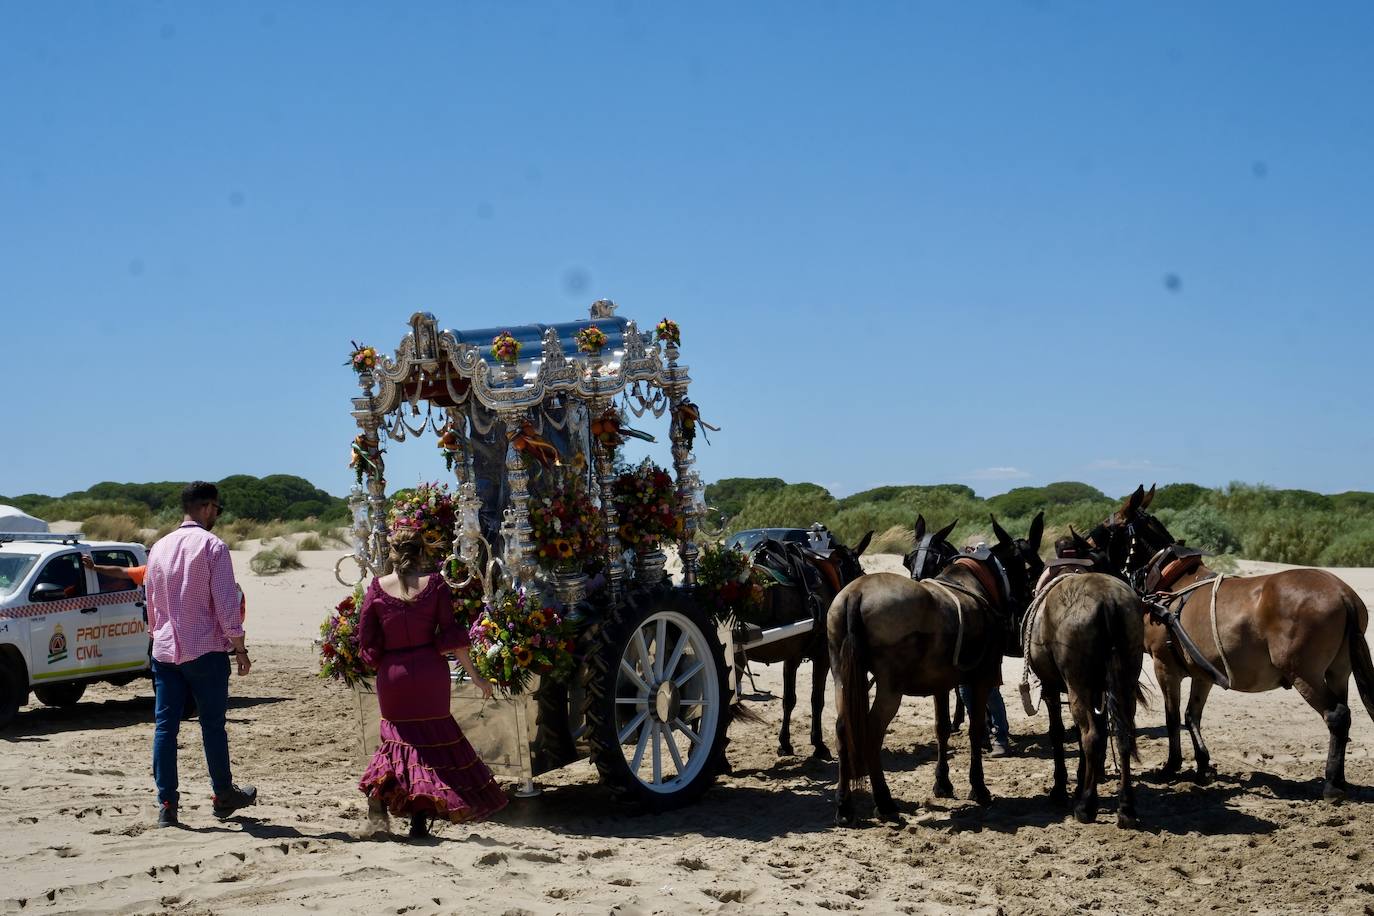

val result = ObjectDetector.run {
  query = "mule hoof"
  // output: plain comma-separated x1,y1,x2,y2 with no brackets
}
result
971,787,993,807
1049,788,1071,809
933,779,955,799
1151,763,1182,782
778,744,795,757
1074,805,1096,825
877,805,904,825
835,802,858,827
1322,783,1348,804
1117,810,1139,830
811,746,833,762
1192,765,1215,785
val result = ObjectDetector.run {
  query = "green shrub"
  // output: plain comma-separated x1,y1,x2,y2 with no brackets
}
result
33,497,151,523
1239,510,1344,566
297,534,326,551
1156,505,1241,555
1151,483,1211,511
706,477,788,520
1317,526,1374,567
728,484,838,533
249,546,303,576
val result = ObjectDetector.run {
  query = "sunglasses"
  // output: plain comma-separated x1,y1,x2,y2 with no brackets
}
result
212,503,226,513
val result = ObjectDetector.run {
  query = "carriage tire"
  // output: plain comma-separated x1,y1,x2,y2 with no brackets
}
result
0,655,26,728
584,589,732,812
35,681,87,709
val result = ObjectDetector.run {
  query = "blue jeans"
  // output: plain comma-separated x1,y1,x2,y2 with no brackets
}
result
152,652,233,805
958,684,1010,745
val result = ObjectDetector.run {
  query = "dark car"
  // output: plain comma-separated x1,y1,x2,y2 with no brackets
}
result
724,527,810,553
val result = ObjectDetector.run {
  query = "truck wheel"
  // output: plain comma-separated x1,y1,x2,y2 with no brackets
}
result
585,590,731,811
0,656,27,727
34,681,87,709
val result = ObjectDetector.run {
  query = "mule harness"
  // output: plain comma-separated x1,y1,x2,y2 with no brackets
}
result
1017,572,1078,713
1149,574,1233,688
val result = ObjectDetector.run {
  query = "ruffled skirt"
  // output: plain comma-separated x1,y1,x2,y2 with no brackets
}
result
359,715,508,822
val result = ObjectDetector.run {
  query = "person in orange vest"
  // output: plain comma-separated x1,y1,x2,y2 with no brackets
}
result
84,555,246,620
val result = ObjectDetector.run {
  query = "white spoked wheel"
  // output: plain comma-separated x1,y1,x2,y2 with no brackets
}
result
587,595,731,810
614,610,721,793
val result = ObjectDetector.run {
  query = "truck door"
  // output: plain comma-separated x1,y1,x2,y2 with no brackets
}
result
26,550,95,682
89,548,151,674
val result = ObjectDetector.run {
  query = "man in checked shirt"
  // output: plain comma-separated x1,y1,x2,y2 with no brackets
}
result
143,481,258,828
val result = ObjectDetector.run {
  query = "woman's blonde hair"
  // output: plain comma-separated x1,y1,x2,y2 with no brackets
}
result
387,526,431,575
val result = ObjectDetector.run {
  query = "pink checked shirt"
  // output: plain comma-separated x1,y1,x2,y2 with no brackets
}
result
144,522,245,664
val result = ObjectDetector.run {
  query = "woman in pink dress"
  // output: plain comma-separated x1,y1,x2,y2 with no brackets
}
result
357,527,508,837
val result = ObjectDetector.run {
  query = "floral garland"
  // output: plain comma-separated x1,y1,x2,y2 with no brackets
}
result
655,317,680,348
491,331,521,364
436,426,462,473
612,462,682,550
468,587,578,695
346,341,378,376
319,583,374,687
350,434,382,486
528,468,606,571
388,483,457,562
696,542,772,625
575,324,608,354
444,556,486,627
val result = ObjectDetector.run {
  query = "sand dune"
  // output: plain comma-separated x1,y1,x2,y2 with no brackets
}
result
2,550,1372,914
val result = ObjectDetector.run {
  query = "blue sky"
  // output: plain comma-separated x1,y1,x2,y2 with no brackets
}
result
3,1,1372,501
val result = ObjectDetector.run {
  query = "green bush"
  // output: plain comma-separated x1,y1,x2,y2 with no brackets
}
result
1151,483,1211,511
728,483,838,534
705,477,788,520
1317,526,1374,567
249,546,304,576
297,534,326,551
1239,510,1345,566
1156,505,1241,555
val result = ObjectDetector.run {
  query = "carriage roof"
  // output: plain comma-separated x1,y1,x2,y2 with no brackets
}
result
359,303,685,419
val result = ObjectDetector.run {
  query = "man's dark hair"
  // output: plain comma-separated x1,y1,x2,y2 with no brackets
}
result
182,481,220,513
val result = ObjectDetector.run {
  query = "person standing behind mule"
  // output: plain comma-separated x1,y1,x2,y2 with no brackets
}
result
143,481,257,828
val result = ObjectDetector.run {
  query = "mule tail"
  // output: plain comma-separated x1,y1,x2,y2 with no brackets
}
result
836,593,870,780
1101,602,1140,763
1345,591,1374,725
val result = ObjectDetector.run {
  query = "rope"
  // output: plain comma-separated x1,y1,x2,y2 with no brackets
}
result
923,579,967,667
1018,574,1073,715
1207,574,1233,687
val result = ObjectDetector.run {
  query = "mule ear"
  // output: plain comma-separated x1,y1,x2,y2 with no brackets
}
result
855,530,874,556
1027,511,1044,554
1120,484,1145,519
935,518,959,543
990,514,1013,545
1071,526,1094,552
913,514,927,545
1141,483,1157,510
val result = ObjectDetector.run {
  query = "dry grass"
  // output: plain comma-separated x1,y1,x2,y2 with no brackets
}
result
249,546,304,576
296,534,326,551
80,514,144,543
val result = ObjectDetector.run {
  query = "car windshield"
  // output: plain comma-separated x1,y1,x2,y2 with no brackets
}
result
0,554,38,597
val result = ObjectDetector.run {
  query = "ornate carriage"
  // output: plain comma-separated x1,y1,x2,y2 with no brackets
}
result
340,301,733,810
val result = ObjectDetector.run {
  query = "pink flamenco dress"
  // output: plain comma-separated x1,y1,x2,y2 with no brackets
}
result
356,575,508,823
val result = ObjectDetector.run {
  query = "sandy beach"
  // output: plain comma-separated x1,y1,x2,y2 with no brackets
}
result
3,549,1372,915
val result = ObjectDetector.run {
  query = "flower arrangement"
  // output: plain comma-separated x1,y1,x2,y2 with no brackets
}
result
589,407,624,452
468,587,578,694
655,317,680,348
612,462,682,550
347,341,378,376
527,469,606,571
696,542,772,625
319,583,374,687
388,483,457,563
491,330,521,364
575,324,608,354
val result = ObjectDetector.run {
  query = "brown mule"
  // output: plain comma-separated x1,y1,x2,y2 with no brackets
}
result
829,515,1043,826
741,531,872,759
1090,485,1374,800
1025,559,1146,827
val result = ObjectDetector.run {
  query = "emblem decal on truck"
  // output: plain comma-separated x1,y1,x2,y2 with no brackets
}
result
48,624,69,664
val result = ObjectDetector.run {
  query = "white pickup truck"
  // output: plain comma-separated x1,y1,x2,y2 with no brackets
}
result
0,533,151,727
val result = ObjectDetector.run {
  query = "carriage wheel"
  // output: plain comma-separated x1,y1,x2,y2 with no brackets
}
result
585,591,731,811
